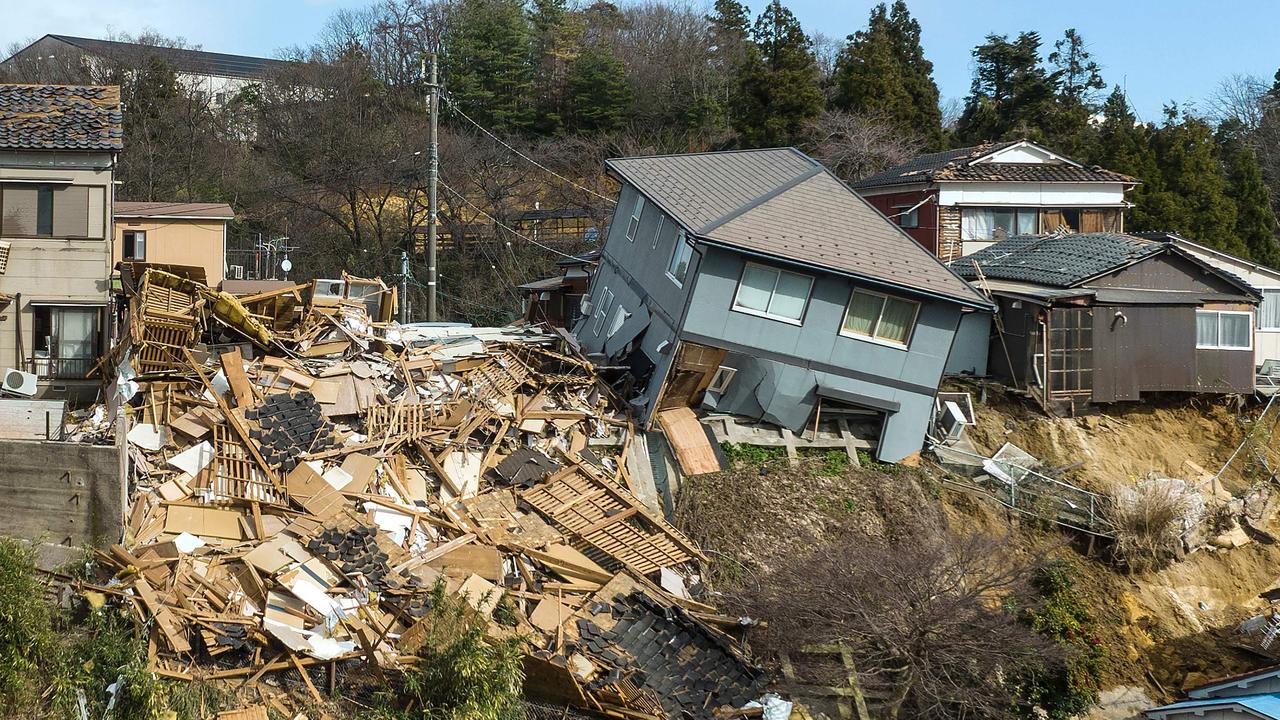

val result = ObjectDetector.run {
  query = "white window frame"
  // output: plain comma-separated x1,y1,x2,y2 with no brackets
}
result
605,304,629,338
1196,309,1253,350
591,286,614,336
651,214,665,250
707,366,737,393
1259,289,1280,331
625,194,644,242
666,231,693,287
839,288,921,348
894,205,919,229
730,262,813,325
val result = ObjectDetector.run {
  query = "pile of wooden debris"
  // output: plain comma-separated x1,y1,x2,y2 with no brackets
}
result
78,269,766,718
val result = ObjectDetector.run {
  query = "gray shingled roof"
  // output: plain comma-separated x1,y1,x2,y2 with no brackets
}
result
45,35,292,80
851,140,1135,189
0,84,122,151
951,233,1168,287
607,148,990,307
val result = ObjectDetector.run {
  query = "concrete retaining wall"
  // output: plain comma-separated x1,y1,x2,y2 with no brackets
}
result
0,439,123,546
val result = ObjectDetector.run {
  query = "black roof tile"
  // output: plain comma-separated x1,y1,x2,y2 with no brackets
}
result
0,84,123,151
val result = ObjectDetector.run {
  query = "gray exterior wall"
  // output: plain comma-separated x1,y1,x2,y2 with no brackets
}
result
945,311,992,376
578,180,974,463
682,246,963,462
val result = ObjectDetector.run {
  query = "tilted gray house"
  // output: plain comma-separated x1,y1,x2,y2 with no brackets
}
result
574,148,993,463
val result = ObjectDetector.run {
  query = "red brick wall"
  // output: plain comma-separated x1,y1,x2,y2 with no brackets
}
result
859,188,939,255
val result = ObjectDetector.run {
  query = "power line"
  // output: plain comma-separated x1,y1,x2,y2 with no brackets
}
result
440,94,617,205
438,180,592,262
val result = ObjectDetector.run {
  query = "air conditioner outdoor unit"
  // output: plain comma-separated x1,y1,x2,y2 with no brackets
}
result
1,368,37,397
228,264,244,280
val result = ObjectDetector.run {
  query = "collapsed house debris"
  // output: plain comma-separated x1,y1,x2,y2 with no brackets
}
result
73,268,768,718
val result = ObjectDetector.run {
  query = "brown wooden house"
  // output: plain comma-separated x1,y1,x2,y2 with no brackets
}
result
952,232,1261,413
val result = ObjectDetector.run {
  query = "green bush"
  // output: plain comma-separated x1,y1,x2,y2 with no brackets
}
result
0,537,56,708
1015,562,1106,719
720,442,786,467
373,581,525,720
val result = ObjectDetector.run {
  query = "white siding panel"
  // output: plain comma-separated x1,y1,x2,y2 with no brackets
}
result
937,182,1128,207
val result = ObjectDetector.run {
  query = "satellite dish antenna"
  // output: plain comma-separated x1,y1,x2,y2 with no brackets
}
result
280,258,293,273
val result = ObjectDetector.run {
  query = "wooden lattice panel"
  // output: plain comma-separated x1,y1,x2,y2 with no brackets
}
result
364,402,436,439
211,425,288,506
521,463,702,575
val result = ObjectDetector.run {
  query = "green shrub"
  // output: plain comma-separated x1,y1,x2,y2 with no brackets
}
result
1015,562,1106,719
376,581,525,720
0,537,56,708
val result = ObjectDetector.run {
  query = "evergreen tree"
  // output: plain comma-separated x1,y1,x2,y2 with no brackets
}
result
443,0,536,134
1218,120,1280,266
565,46,632,134
1044,28,1105,157
830,1,942,147
696,0,752,140
528,0,578,134
735,0,823,147
955,32,1058,144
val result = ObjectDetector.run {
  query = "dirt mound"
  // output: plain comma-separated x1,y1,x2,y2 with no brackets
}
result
965,387,1251,493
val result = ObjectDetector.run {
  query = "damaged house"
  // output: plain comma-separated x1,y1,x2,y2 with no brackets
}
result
852,139,1137,262
953,232,1261,413
575,148,992,463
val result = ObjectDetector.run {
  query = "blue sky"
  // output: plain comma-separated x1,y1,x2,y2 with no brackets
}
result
3,0,1276,121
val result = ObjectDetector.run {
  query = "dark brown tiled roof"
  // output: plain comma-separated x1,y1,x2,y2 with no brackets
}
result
115,201,234,219
851,140,1135,189
607,148,990,308
934,162,1135,183
0,84,123,151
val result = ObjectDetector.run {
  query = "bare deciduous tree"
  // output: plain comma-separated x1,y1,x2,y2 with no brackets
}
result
740,525,1059,720
804,109,924,181
1207,73,1269,131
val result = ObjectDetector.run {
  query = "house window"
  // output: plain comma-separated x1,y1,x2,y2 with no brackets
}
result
591,287,614,336
123,230,146,261
31,305,102,379
961,207,1039,241
651,215,665,250
731,262,813,323
1260,290,1280,331
666,231,693,286
707,366,737,393
1196,310,1252,350
625,194,644,242
0,184,93,237
842,289,920,346
895,206,919,229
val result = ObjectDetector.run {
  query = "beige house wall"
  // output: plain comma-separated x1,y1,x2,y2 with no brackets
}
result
0,153,114,392
113,218,226,286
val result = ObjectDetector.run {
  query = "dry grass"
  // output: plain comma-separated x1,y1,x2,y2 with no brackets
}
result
1102,480,1193,572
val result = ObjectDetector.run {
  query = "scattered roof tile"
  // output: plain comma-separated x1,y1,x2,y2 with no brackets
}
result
0,83,122,151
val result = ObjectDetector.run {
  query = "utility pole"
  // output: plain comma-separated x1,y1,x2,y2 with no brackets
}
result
426,52,440,322
399,250,409,323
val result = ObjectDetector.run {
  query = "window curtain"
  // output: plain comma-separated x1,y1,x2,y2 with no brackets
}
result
1261,291,1280,330
877,298,916,343
844,292,884,335
1196,311,1219,347
961,209,993,241
55,307,97,359
1221,314,1250,348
